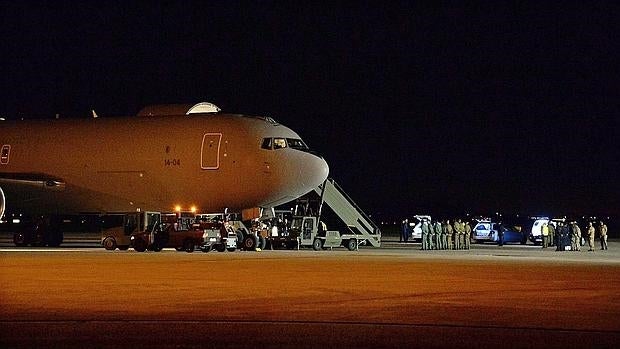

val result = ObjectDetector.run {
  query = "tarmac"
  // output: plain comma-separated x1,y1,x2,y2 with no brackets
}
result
1,239,619,348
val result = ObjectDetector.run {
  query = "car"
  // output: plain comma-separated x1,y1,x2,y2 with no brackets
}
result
407,215,431,241
472,221,525,244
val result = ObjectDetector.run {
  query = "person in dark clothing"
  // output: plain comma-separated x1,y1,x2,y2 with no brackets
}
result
497,223,505,246
401,219,409,243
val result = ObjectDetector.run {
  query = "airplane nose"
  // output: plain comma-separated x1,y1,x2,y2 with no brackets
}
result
258,151,330,208
283,152,329,199
300,153,329,191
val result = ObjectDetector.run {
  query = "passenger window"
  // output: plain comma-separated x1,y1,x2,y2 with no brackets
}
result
261,138,272,150
273,138,287,149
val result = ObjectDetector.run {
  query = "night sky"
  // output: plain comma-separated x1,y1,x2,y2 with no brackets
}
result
1,2,619,219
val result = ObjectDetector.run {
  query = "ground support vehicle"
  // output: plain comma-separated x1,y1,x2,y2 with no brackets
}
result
101,212,161,250
294,216,362,251
266,178,381,251
199,221,237,253
12,215,64,247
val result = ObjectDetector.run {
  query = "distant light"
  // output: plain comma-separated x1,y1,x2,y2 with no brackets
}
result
12,219,21,224
0,117,5,121
175,205,181,212
190,206,197,213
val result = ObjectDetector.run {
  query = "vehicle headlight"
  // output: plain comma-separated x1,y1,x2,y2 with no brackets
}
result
130,236,135,240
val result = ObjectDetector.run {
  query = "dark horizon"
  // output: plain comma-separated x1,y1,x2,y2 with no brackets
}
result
1,2,618,217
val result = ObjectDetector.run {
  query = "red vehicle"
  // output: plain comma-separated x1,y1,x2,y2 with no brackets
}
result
130,218,232,253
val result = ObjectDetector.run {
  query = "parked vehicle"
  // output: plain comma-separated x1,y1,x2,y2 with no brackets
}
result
408,215,431,241
101,212,161,251
472,221,525,244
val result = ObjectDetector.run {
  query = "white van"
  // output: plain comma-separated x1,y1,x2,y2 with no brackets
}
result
408,215,431,241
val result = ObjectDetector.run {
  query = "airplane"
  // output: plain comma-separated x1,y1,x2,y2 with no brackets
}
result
0,102,329,246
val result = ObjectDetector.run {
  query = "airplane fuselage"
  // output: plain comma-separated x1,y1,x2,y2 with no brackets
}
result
0,112,329,215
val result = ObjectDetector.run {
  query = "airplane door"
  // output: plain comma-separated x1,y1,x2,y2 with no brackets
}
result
201,133,222,170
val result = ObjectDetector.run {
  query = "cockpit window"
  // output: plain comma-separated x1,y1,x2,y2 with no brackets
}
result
286,138,308,151
261,137,313,153
273,138,287,149
261,138,273,150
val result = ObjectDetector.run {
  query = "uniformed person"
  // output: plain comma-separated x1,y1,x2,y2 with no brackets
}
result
433,221,443,250
464,221,471,250
421,220,430,250
586,222,595,251
541,222,549,248
452,219,461,250
430,221,437,250
441,220,448,250
445,220,453,250
572,222,581,252
599,221,608,250
547,222,556,247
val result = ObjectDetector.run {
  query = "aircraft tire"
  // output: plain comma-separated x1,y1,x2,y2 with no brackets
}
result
215,243,226,252
226,247,236,252
242,235,256,251
133,239,147,252
201,245,212,253
13,232,29,247
183,239,195,253
346,239,357,251
312,238,323,251
103,237,117,251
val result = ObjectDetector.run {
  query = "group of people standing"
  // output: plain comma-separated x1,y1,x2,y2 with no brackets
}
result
541,220,608,251
418,219,472,250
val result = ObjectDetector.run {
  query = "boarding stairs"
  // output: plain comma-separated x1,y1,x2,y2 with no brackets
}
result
314,178,381,247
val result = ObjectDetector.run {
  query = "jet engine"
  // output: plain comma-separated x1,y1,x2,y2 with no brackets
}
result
0,186,5,219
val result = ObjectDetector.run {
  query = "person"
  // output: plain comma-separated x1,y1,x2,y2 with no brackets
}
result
452,219,461,250
400,219,408,243
569,222,577,251
433,220,443,250
497,222,505,246
464,221,471,250
587,222,595,252
556,222,566,251
444,220,453,250
541,222,549,248
599,221,608,250
421,220,430,250
458,219,465,250
547,222,556,247
572,222,581,252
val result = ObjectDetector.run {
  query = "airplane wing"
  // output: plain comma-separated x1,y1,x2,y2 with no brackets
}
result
0,172,66,191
